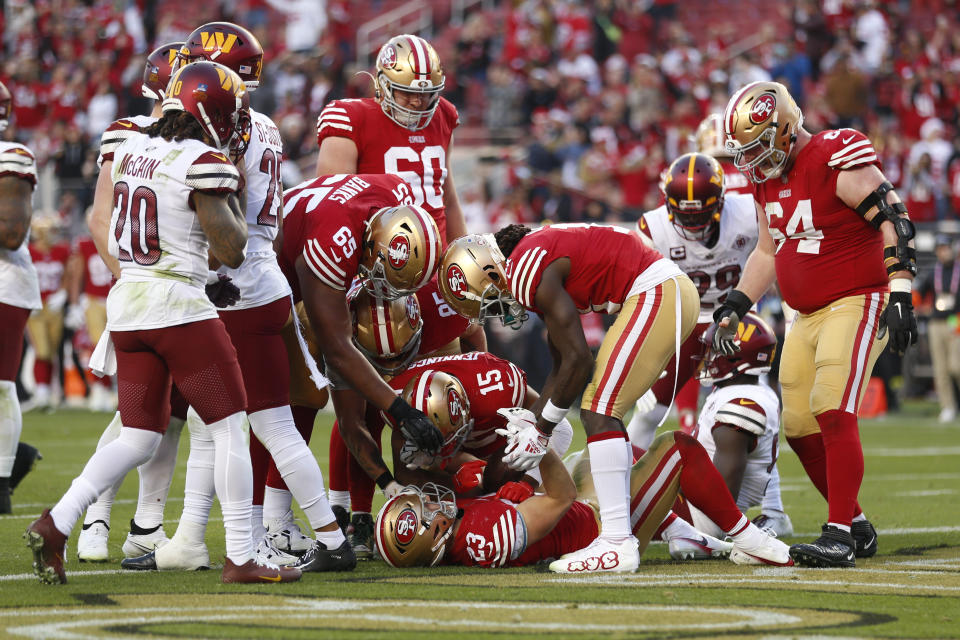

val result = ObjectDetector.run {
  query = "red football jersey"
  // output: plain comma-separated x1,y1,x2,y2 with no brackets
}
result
75,237,113,298
414,277,470,355
316,97,459,244
506,223,663,314
279,173,413,301
389,351,527,456
754,129,887,314
29,243,70,301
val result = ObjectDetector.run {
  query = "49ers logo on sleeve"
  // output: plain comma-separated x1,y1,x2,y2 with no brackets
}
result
447,388,465,426
379,45,398,69
749,94,776,124
388,234,410,269
446,264,468,300
395,509,418,544
405,295,421,329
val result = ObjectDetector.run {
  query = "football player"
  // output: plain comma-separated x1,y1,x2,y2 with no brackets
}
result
689,312,792,538
315,34,467,247
75,41,193,563
714,81,916,567
693,113,753,196
25,62,300,584
375,429,791,569
0,79,44,514
628,152,759,444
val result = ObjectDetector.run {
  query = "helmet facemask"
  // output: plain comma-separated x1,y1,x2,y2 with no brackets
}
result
668,201,722,243
476,283,528,329
726,124,789,183
359,258,414,301
378,76,444,131
375,483,457,568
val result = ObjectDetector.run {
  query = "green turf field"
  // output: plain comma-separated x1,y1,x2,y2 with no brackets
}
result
1,404,959,639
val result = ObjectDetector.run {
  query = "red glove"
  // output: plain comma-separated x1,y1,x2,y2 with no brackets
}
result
452,459,487,494
495,481,535,504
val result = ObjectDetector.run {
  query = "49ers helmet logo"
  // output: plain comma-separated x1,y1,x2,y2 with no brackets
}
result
446,264,467,300
749,94,776,124
379,45,398,69
395,508,418,544
447,388,465,426
388,234,410,269
405,295,421,329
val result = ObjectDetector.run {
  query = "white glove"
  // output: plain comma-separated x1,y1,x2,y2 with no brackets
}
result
635,388,657,415
382,481,403,500
399,439,438,470
64,304,85,330
46,289,68,312
495,407,549,472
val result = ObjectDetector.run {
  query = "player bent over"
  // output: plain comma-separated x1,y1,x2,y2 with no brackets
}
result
24,62,298,584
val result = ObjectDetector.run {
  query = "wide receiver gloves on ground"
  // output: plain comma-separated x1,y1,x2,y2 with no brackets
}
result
496,408,550,472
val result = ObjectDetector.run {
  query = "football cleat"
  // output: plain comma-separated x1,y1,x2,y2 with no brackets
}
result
730,527,794,566
221,556,301,584
668,533,734,561
255,536,301,567
11,442,42,490
548,536,640,574
851,519,878,558
265,512,315,556
789,524,856,568
332,505,350,534
122,520,169,558
753,512,794,538
153,536,211,570
348,512,375,560
24,509,68,584
121,550,159,571
77,520,110,562
294,539,357,573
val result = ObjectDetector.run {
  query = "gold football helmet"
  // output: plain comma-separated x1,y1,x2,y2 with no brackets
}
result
402,370,473,462
361,204,441,300
375,483,457,568
348,281,423,375
693,113,729,158
375,34,445,131
722,81,803,183
438,234,528,328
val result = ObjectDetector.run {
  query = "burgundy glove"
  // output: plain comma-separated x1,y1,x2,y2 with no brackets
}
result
205,274,241,308
453,459,487,494
495,481,535,504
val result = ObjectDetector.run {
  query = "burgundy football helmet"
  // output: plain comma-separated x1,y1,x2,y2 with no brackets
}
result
142,42,184,100
162,61,249,151
0,81,12,131
697,311,777,384
179,22,263,90
662,152,726,242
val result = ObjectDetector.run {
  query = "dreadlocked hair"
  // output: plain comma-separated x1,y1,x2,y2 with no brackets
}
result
494,224,533,258
143,110,207,143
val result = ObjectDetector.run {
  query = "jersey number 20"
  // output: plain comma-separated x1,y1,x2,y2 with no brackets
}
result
113,181,160,265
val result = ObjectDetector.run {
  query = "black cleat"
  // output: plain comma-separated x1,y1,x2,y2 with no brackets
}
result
851,519,878,558
121,550,159,571
11,443,42,490
332,505,350,534
0,482,10,515
789,524,856,568
347,512,374,560
294,539,357,572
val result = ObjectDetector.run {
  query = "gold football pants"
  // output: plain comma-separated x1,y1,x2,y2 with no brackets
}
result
26,304,64,361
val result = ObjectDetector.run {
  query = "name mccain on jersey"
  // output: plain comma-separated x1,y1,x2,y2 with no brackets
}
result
116,153,160,180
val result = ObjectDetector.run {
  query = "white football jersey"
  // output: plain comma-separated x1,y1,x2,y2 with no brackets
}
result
640,193,758,323
0,141,41,310
216,107,291,309
97,114,158,167
695,382,781,511
106,132,240,331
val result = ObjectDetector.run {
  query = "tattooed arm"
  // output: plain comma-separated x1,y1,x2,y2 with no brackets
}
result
0,176,33,250
193,191,247,268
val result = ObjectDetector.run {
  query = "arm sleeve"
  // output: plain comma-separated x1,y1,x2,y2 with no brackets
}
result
0,145,38,188
185,150,241,194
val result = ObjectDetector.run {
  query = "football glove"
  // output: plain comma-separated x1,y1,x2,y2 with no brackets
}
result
496,481,535,504
711,290,753,356
64,304,85,331
453,460,487,494
382,481,403,500
399,439,438,470
388,397,443,453
205,274,241,308
878,290,918,356
496,407,549,472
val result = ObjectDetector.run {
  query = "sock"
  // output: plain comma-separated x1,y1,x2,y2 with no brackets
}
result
0,381,23,477
50,427,161,536
817,410,863,527
316,527,345,548
249,405,336,531
133,416,184,529
328,490,351,511
251,504,265,541
265,406,318,492
655,511,677,539
787,431,863,518
263,486,294,523
853,512,867,523
328,421,349,492
179,409,216,529
34,360,52,386
249,431,270,506
586,431,631,540
671,495,693,523
207,411,254,565
659,511,703,542
172,518,207,546
828,522,851,532
626,404,666,450
672,431,743,532
761,463,786,515
348,452,375,514
82,412,125,526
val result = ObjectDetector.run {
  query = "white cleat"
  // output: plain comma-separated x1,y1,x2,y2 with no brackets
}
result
255,537,301,567
753,512,794,538
730,527,794,567
154,536,210,570
265,511,314,556
548,536,640,574
77,521,110,562
122,524,169,558
668,533,734,561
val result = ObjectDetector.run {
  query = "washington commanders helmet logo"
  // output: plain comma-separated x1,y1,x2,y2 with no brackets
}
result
379,45,398,70
749,94,776,124
445,264,468,300
200,30,238,55
447,388,465,426
395,509,418,544
388,234,410,269
405,295,421,329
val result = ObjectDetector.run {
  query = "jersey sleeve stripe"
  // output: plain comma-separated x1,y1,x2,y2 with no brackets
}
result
318,122,354,133
829,139,871,160
510,249,540,308
319,113,351,123
307,238,347,278
714,410,766,436
717,403,766,423
508,362,524,406
839,154,877,170
519,249,547,309
321,106,347,115
491,518,503,567
302,246,344,289
827,145,876,167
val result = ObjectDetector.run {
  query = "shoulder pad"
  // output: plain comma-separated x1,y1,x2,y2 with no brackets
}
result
714,397,767,436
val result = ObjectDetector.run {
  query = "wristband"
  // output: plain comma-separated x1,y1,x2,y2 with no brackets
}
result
387,396,414,421
541,400,569,424
206,270,220,285
375,471,394,490
890,279,912,294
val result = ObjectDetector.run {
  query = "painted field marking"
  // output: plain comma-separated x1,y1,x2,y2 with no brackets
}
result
549,572,960,592
862,446,960,457
894,489,957,497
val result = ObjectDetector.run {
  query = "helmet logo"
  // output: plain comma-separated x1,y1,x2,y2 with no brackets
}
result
166,48,179,66
388,234,410,269
200,31,238,54
195,83,209,101
447,388,464,426
446,264,467,300
395,508,418,544
379,45,397,69
750,94,776,124
405,295,421,329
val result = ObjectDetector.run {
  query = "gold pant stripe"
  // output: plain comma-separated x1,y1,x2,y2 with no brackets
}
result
840,292,885,412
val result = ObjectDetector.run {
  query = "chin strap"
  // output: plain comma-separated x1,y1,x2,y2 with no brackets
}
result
855,181,916,276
